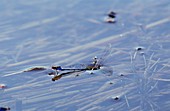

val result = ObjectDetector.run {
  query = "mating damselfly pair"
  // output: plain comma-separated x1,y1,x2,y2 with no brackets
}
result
50,45,114,81
51,56,103,81
23,45,114,81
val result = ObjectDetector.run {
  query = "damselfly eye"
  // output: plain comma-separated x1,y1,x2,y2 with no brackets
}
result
51,66,57,69
52,66,62,70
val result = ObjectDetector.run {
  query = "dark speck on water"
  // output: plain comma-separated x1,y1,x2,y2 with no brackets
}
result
114,96,119,100
135,47,144,51
108,11,116,18
120,74,124,76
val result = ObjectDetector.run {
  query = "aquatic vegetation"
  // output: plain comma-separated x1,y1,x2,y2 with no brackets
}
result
131,50,161,111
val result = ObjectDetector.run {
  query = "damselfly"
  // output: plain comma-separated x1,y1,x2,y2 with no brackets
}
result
20,45,113,81
51,45,114,81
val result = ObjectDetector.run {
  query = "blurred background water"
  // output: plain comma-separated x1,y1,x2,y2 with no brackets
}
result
0,0,169,71
0,0,170,110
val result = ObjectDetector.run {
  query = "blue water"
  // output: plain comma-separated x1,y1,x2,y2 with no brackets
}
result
0,0,170,110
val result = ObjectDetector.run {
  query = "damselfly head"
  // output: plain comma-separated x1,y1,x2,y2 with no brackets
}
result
51,66,62,70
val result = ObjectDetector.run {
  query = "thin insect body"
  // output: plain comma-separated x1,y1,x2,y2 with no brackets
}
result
51,45,113,81
51,57,101,81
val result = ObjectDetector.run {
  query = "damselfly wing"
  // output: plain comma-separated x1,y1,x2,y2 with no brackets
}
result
51,44,114,81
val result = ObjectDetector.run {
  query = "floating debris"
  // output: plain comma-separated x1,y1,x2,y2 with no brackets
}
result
133,46,145,59
0,107,10,111
75,74,79,77
135,46,144,51
105,11,117,23
109,82,113,84
113,96,119,100
23,66,47,72
120,73,124,76
114,96,119,100
108,11,116,18
22,66,56,76
0,84,6,89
